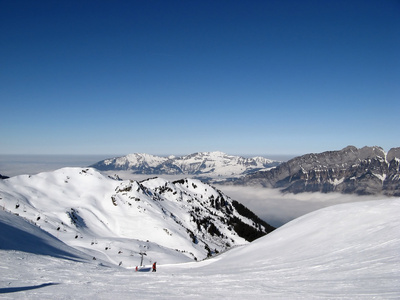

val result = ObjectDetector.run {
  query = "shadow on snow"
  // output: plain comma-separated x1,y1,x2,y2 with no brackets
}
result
0,282,59,294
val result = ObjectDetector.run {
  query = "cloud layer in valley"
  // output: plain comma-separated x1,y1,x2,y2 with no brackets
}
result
216,185,390,227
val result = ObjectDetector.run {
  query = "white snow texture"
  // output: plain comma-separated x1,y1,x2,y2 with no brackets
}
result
0,167,399,299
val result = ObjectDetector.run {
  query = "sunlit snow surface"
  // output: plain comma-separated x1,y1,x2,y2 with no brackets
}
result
1,198,399,299
0,168,262,266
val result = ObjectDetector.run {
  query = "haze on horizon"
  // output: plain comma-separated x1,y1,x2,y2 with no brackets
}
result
1,0,399,156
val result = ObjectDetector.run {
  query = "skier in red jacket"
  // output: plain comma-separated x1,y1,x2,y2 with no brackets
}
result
152,262,157,272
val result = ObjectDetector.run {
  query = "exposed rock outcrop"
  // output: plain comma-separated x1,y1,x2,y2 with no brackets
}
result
230,146,400,196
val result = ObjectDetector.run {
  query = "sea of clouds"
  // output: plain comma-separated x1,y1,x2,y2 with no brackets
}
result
215,185,388,227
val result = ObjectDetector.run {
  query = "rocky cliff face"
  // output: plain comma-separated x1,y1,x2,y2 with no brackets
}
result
230,146,400,196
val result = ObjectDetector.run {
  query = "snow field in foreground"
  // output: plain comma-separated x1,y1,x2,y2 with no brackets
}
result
1,198,399,299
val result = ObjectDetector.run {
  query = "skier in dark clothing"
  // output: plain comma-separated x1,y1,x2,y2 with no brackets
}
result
152,262,157,272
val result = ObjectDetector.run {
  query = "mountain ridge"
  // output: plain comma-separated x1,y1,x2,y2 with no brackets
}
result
0,167,273,266
228,145,400,196
90,151,280,178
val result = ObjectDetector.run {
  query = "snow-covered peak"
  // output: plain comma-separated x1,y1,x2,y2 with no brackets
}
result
0,167,273,267
91,151,280,178
103,153,168,169
193,151,227,157
251,156,276,164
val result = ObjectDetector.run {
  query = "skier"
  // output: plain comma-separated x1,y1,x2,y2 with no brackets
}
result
152,262,157,272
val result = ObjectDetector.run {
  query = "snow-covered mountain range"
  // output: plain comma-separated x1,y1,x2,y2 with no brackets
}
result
0,167,273,267
90,151,280,179
229,146,400,196
89,146,400,196
1,196,399,298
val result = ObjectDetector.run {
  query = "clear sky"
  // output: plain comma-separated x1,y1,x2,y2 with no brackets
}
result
1,0,399,156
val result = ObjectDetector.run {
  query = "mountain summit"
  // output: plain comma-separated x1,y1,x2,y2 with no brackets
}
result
90,151,279,178
0,167,274,266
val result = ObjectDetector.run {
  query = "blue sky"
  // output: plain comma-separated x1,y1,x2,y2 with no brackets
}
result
1,0,399,156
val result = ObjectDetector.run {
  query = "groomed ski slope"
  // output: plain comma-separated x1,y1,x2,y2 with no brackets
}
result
1,198,399,299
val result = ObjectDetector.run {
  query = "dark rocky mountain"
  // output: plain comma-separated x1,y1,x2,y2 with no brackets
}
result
0,173,9,179
228,146,400,196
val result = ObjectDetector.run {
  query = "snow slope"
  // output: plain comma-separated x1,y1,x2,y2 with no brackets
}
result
204,199,400,293
0,209,92,262
0,167,270,267
1,198,399,299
